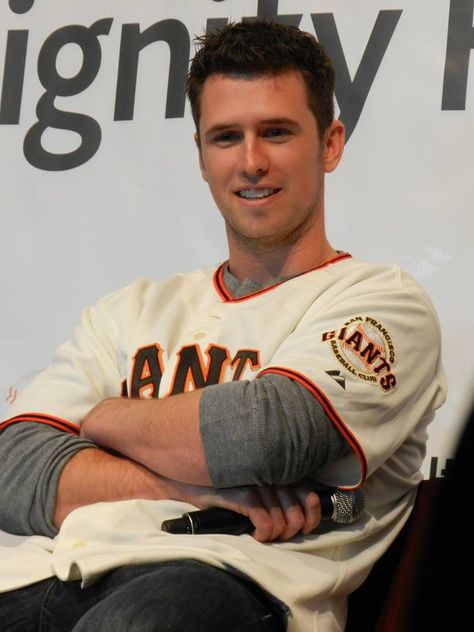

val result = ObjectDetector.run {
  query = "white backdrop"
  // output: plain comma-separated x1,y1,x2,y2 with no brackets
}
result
1,0,472,528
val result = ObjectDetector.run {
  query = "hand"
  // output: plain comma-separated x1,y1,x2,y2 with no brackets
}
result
221,484,321,542
176,482,321,543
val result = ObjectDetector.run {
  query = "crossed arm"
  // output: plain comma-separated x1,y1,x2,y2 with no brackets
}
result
0,371,349,542
54,387,324,542
80,391,209,485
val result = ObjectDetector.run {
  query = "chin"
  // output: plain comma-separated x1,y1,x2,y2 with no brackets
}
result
231,227,305,252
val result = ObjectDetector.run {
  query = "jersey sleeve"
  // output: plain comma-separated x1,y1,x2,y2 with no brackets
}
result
0,287,128,434
256,267,446,488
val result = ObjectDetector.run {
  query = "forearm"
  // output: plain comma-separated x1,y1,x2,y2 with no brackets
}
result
0,419,206,533
53,446,176,528
80,390,211,486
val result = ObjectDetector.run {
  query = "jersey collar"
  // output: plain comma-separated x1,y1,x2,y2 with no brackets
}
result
213,252,352,303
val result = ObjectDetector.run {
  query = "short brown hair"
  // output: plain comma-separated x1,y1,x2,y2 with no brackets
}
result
186,20,335,137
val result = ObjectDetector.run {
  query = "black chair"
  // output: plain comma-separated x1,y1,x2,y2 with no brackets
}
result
346,477,443,631
347,399,474,631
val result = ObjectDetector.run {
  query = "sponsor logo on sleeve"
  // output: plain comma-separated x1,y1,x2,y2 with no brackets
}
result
321,316,397,392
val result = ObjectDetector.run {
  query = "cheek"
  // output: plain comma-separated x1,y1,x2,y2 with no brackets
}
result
204,156,234,188
278,145,313,176
291,153,322,186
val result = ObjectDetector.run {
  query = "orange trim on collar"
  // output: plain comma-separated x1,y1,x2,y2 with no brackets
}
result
213,252,352,303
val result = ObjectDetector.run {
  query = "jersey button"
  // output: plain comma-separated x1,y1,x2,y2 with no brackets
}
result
193,332,206,340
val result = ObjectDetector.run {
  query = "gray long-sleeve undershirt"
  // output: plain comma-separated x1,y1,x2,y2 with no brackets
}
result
0,270,350,537
200,375,349,488
0,423,96,537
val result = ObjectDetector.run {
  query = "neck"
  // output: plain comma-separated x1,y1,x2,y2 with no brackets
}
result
227,237,338,284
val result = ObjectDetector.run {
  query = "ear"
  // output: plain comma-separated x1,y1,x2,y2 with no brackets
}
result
194,131,208,182
323,120,345,173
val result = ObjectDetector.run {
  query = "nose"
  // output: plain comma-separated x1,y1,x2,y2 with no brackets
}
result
238,137,269,183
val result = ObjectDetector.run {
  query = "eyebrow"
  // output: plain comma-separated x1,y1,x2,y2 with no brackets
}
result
203,118,300,139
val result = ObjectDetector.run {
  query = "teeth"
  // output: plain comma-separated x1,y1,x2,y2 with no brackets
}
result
238,188,278,199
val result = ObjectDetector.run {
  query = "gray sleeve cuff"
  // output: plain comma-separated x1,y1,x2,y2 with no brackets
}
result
200,374,350,488
0,423,98,537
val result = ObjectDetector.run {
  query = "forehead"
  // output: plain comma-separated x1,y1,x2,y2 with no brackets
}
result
198,70,318,134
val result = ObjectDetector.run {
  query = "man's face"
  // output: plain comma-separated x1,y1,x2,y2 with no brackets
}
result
196,71,344,253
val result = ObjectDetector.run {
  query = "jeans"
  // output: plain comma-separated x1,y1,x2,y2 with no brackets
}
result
0,560,286,631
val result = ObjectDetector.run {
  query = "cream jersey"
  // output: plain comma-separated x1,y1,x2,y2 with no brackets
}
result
0,255,446,631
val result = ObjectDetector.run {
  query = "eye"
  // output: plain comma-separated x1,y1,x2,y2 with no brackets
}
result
213,130,241,145
264,127,291,141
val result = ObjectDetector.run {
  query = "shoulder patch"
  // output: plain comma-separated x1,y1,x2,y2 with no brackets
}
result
321,316,397,392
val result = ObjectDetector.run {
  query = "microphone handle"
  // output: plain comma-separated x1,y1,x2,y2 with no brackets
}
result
161,507,252,535
189,507,253,535
161,488,364,535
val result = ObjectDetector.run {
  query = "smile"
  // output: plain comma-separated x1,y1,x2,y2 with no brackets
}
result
236,188,280,199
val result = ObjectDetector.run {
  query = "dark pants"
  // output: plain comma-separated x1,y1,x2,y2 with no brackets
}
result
0,560,286,631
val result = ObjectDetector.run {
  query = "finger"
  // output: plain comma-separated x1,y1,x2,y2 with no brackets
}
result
271,486,307,541
250,487,288,542
210,486,280,542
247,505,275,542
294,488,321,534
216,486,278,543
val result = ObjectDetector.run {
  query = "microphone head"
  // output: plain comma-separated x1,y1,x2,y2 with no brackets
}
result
331,488,366,524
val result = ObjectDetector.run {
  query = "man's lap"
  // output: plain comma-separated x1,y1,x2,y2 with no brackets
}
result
0,560,286,631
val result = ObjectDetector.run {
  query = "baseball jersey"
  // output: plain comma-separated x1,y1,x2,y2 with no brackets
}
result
0,254,446,631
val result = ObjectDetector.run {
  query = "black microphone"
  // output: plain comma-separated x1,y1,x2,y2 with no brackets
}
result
161,488,365,535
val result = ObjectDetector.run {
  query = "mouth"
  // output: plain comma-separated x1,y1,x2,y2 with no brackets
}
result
236,188,281,200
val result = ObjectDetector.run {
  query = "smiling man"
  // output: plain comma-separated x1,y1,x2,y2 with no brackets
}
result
197,71,342,263
0,21,445,632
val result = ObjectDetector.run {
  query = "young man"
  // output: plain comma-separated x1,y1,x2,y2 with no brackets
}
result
0,21,445,631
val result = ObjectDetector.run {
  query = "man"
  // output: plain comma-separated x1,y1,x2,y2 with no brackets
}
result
0,21,445,631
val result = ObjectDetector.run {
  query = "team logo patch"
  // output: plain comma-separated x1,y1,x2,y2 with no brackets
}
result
321,316,397,392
